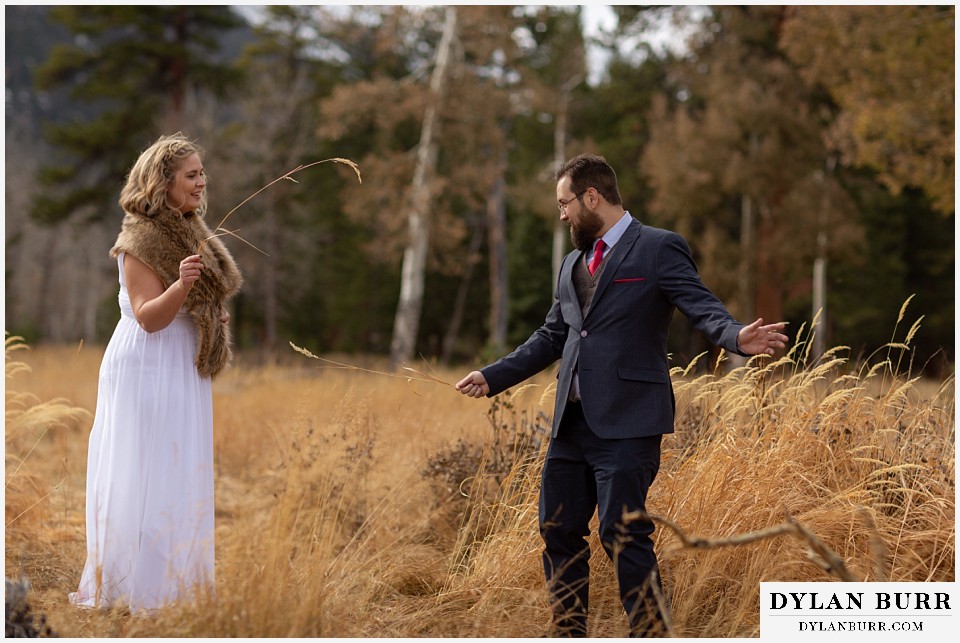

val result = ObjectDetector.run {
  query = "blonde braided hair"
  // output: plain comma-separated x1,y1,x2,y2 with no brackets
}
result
119,132,208,218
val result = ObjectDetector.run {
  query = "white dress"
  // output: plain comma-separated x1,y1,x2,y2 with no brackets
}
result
70,252,215,612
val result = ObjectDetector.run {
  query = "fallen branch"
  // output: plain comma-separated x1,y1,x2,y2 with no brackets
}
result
622,509,861,582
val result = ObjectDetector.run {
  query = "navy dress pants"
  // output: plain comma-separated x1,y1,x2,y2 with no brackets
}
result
539,400,666,637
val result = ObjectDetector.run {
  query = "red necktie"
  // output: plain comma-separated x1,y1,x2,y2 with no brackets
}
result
588,239,606,276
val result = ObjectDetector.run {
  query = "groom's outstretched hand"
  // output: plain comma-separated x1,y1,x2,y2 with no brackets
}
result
737,318,789,356
456,371,490,398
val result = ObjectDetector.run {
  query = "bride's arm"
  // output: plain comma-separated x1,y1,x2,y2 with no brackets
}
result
125,253,201,333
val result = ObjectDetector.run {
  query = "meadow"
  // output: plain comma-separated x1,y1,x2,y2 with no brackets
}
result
4,313,955,638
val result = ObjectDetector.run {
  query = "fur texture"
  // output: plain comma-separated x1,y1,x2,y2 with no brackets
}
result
110,209,243,378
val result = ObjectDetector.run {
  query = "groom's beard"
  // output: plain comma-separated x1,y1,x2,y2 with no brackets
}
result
569,206,604,251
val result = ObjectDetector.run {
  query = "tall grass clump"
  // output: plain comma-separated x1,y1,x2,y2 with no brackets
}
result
399,305,953,638
5,334,91,637
651,306,953,637
4,303,953,638
5,335,92,550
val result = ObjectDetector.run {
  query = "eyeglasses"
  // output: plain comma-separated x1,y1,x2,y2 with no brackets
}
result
558,190,587,213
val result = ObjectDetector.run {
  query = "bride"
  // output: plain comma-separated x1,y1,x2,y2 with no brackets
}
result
70,133,242,612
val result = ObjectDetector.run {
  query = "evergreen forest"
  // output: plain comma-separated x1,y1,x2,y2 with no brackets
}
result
4,5,955,375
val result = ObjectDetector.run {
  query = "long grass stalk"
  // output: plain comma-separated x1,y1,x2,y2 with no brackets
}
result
197,158,362,254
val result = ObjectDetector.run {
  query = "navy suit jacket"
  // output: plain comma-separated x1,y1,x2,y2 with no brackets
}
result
482,218,746,440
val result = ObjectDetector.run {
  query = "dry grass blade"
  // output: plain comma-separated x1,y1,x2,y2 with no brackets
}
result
5,335,31,379
538,381,558,407
399,363,453,387
896,294,915,324
289,341,445,386
199,157,362,253
5,479,64,528
209,228,269,256
5,424,53,489
904,316,924,345
679,351,708,378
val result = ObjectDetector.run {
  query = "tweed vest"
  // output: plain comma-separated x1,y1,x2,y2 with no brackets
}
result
572,244,613,317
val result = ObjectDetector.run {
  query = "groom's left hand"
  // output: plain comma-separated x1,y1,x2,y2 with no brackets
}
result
737,318,788,356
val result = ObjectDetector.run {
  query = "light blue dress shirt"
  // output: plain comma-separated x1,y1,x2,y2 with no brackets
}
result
585,210,633,267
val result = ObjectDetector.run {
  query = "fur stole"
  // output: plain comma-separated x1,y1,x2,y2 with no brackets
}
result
110,209,243,378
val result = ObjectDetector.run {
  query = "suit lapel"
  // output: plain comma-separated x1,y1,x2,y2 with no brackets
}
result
586,219,643,317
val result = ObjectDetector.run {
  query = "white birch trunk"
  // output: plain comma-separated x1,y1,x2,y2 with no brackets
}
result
812,155,837,362
389,6,457,369
486,147,509,353
263,190,279,356
551,107,567,295
729,133,760,369
551,75,581,294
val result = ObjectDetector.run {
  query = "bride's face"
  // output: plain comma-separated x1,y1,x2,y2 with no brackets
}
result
167,153,206,215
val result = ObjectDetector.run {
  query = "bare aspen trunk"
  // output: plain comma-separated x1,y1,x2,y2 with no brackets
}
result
81,224,113,341
486,146,509,355
441,220,483,365
812,249,826,351
730,133,759,369
82,262,99,340
551,106,567,295
739,131,759,323
811,155,837,362
389,6,457,369
243,59,312,362
727,191,756,370
551,75,581,294
738,193,756,322
170,8,188,120
263,190,279,358
37,230,60,340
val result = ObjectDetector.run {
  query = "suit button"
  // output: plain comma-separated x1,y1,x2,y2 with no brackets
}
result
580,330,588,337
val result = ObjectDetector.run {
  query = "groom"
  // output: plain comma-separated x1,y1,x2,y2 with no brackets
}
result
456,154,787,637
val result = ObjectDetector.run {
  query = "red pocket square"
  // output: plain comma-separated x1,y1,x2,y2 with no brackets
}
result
614,277,646,283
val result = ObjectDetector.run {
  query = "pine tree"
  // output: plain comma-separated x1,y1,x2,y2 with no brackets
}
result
31,6,245,224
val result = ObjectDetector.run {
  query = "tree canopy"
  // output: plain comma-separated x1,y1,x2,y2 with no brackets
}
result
5,4,953,374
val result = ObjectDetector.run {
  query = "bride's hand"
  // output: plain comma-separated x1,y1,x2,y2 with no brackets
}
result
178,255,203,291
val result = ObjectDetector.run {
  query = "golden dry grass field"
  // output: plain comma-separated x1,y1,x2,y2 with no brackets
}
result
4,325,955,638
